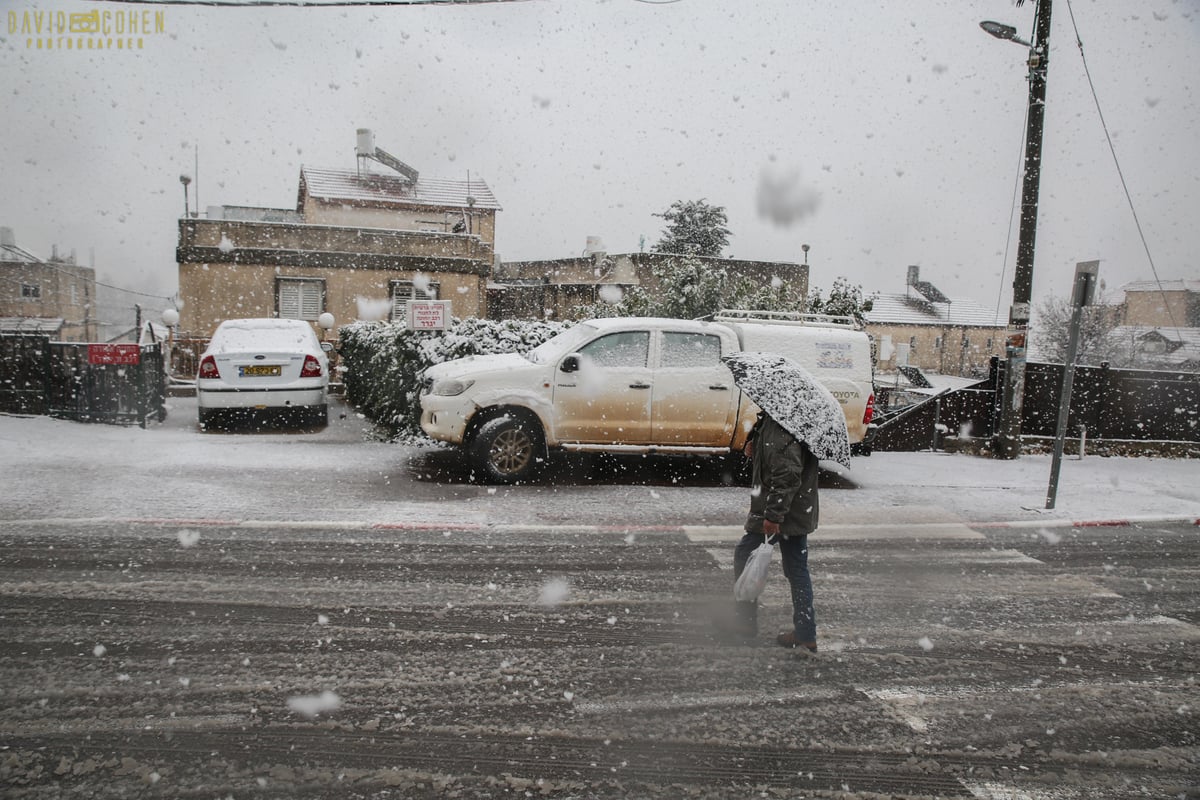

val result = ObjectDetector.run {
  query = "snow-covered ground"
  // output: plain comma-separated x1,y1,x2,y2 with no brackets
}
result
833,446,1200,526
1,395,1197,528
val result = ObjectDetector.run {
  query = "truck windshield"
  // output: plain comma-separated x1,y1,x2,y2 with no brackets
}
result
525,323,599,364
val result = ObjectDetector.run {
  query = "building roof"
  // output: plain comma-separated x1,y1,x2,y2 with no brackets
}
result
0,317,63,333
1120,279,1200,294
299,166,501,212
864,292,1003,328
1108,324,1200,366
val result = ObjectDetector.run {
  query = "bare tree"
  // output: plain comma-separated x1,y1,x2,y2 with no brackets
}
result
1032,293,1123,365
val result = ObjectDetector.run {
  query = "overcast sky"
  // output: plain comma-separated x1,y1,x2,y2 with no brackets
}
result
2,0,1198,329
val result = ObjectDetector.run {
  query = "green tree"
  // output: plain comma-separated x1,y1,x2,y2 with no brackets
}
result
581,255,804,321
590,255,729,320
651,199,731,258
807,276,874,324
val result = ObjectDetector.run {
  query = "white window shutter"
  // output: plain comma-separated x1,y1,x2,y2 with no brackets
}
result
279,281,301,319
278,279,322,320
300,283,322,320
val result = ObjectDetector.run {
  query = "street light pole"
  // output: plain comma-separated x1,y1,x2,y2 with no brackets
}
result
180,174,192,219
987,0,1054,459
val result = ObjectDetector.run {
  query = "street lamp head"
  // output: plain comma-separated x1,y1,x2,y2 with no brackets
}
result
162,308,180,327
179,174,192,187
980,20,1031,47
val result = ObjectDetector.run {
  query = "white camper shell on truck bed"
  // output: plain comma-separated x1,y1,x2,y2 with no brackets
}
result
419,310,876,483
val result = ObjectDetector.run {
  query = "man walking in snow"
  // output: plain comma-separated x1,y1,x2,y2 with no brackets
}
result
732,411,820,651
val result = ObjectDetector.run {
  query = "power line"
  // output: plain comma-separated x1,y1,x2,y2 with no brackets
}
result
995,101,1031,327
84,0,530,6
2,257,174,303
1063,0,1181,331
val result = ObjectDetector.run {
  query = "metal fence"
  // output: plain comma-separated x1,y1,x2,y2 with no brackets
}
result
0,334,168,427
872,358,1200,451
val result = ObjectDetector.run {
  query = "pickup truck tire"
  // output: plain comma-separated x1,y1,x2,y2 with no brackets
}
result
470,415,544,484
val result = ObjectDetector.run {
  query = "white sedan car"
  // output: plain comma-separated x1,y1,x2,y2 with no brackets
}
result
197,318,331,429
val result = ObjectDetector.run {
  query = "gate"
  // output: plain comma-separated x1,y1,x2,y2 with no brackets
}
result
0,335,167,427
0,334,51,414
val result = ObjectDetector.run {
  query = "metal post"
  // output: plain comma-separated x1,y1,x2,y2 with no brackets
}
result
995,0,1053,459
1046,261,1098,509
932,398,942,452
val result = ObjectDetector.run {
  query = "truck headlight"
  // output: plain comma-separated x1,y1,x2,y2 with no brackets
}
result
430,378,475,396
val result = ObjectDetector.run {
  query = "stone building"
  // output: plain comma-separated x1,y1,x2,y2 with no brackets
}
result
0,227,97,342
175,130,500,340
1119,279,1200,328
491,247,808,321
864,267,1005,378
1105,279,1200,370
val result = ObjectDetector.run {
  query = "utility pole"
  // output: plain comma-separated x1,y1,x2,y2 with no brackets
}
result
993,0,1053,459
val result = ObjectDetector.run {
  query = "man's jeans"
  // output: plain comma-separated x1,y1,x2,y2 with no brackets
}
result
733,531,816,643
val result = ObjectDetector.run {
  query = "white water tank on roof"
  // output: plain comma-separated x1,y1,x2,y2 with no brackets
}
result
583,236,606,256
356,128,375,157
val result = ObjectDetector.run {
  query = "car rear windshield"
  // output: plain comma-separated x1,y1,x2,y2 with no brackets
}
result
210,321,317,353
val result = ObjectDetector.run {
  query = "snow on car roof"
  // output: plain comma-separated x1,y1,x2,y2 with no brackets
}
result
208,318,320,353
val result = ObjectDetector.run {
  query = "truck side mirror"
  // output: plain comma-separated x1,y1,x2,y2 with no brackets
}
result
560,354,581,373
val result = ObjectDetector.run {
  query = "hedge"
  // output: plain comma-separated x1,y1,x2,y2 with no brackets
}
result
338,317,569,438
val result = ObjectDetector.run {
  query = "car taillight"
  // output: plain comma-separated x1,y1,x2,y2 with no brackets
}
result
300,354,323,378
863,393,875,426
198,355,220,379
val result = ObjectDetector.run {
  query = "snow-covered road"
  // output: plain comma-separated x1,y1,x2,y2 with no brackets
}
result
1,399,1197,797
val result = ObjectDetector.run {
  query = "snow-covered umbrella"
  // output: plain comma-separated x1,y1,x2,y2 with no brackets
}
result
723,351,851,469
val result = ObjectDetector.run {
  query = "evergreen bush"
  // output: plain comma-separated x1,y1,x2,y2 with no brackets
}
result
338,317,569,438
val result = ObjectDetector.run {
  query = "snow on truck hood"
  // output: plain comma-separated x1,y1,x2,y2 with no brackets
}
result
423,352,534,381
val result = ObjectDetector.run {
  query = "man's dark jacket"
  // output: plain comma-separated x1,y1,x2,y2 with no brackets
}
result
744,415,819,538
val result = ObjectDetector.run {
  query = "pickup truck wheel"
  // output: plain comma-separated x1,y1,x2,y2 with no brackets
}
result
470,416,543,484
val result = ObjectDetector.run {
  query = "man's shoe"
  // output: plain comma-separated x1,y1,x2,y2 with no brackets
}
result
776,631,817,652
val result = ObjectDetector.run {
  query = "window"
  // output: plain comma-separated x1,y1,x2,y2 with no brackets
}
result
277,278,324,320
934,336,943,350
391,279,440,323
909,335,917,352
21,283,40,299
579,331,649,368
661,332,722,367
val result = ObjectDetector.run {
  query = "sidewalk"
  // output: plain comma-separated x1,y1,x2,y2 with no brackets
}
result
1,396,1197,532
823,448,1200,527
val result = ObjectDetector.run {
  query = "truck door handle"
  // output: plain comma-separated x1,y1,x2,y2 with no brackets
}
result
709,384,729,391
629,382,651,389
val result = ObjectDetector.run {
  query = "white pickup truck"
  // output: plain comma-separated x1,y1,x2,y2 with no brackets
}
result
419,311,876,483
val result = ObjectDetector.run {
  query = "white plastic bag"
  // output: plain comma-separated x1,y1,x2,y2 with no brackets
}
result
733,541,775,602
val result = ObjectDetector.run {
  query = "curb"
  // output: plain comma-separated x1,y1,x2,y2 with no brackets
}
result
3,516,1197,534
972,515,1200,530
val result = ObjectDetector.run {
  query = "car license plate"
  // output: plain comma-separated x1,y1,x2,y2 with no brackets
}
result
240,364,281,377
